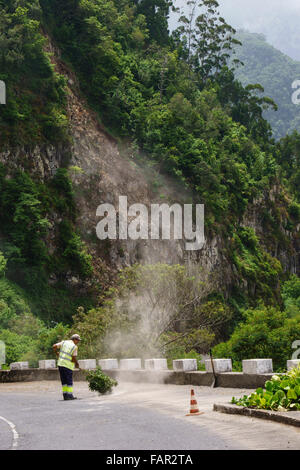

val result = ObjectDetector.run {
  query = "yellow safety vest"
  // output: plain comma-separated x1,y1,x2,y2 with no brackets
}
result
57,340,76,371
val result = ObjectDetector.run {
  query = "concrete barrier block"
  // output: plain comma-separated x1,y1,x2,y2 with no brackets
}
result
39,360,56,369
144,359,168,371
205,358,232,373
10,362,29,370
98,359,118,370
242,359,273,375
173,359,197,371
287,360,300,371
78,359,96,370
119,358,142,370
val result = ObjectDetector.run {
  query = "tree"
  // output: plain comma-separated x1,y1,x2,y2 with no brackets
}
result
0,252,6,278
176,0,198,65
278,131,300,200
230,31,300,140
213,305,300,370
0,0,68,146
134,0,173,45
215,68,277,143
73,264,231,359
177,0,242,84
282,275,300,318
0,329,36,365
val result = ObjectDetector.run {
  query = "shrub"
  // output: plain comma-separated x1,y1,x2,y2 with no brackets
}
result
231,227,283,302
72,264,224,360
86,367,118,394
282,275,300,318
58,220,93,278
35,323,70,358
161,329,214,370
0,329,37,365
213,305,300,371
232,366,300,411
288,202,300,222
0,252,7,277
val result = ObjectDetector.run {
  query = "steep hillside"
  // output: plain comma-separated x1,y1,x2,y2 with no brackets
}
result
232,31,300,140
171,0,300,62
0,0,299,367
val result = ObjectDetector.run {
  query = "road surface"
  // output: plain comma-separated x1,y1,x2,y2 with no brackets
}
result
0,381,299,450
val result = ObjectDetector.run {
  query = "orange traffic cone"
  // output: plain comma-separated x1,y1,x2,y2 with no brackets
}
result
186,389,204,416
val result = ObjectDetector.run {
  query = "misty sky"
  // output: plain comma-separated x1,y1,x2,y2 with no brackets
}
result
169,0,300,61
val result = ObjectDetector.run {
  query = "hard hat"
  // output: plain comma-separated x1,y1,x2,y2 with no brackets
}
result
71,334,81,341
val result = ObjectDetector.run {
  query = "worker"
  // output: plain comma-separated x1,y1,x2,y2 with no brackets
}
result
53,334,81,400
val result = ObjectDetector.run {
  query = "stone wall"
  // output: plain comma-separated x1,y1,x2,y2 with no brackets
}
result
0,368,278,389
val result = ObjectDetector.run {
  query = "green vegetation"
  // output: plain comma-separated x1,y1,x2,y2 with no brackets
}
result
277,131,300,202
133,0,173,46
0,0,68,146
86,367,118,394
0,164,93,324
164,345,205,371
232,366,300,411
282,275,300,318
39,0,280,230
231,227,282,302
71,263,232,361
0,312,70,366
218,0,300,62
175,0,242,83
232,31,300,140
213,295,300,371
0,0,299,368
0,249,72,365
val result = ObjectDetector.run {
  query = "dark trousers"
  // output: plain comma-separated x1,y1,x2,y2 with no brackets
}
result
58,366,74,398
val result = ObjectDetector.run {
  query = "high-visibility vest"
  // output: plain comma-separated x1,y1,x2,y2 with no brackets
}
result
57,340,76,370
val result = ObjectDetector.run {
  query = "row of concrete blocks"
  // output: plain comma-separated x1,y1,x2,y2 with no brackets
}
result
9,358,300,374
9,358,168,371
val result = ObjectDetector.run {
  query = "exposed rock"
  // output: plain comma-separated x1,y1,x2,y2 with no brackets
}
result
1,35,298,301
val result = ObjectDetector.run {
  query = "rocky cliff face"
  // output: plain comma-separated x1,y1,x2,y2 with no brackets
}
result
0,36,298,300
242,188,299,275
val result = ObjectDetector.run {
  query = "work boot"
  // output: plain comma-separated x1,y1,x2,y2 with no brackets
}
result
64,394,77,400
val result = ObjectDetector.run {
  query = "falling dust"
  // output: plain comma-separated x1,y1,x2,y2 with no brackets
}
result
100,263,213,384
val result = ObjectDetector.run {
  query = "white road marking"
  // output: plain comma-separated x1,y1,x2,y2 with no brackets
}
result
0,416,19,450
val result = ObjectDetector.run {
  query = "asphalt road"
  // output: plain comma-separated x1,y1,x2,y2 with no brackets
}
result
0,381,299,450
